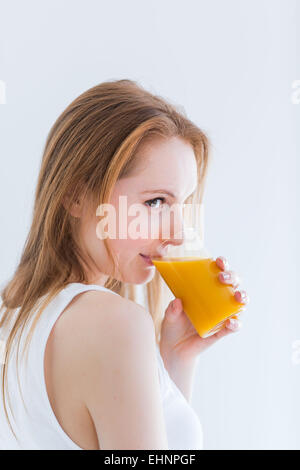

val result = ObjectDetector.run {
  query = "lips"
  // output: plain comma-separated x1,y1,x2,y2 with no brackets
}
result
140,253,158,258
139,252,166,267
140,252,163,259
139,254,153,264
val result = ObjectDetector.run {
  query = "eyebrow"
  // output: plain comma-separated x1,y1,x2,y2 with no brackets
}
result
141,187,197,199
140,189,176,198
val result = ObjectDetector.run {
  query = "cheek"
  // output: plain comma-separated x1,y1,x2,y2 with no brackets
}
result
108,236,145,256
116,202,152,241
84,222,110,262
149,209,173,240
128,208,164,241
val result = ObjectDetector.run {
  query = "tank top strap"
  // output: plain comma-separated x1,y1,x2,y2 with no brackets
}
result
37,282,169,402
31,282,116,335
13,282,121,449
31,281,120,360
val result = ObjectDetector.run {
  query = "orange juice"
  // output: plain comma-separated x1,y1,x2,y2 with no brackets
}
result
152,256,245,338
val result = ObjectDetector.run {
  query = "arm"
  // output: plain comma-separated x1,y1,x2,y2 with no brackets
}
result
76,292,169,450
159,343,198,404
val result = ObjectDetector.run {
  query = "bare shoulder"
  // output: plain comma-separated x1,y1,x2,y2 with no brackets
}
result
44,288,159,450
46,288,154,383
61,288,154,337
54,288,167,449
51,288,155,370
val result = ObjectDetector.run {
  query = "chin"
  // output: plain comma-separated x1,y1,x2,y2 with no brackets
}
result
137,267,156,285
114,266,155,285
114,254,157,285
122,267,156,285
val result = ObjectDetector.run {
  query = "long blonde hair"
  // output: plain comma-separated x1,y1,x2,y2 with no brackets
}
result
0,79,211,439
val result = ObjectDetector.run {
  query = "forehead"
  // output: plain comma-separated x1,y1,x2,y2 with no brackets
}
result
122,136,198,194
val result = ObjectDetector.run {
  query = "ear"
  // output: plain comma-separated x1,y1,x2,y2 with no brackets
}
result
62,192,83,218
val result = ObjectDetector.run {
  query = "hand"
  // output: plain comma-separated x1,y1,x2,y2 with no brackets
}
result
159,256,250,364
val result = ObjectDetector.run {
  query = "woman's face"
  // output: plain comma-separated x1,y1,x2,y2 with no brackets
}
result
77,136,198,286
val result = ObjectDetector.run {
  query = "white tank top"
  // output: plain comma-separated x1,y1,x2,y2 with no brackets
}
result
0,282,203,450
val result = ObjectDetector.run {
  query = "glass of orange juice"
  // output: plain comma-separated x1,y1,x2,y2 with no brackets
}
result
151,227,246,338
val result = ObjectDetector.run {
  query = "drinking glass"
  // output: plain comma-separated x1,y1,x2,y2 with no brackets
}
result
151,227,246,338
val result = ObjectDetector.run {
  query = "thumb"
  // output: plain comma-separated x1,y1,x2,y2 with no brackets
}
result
166,298,182,322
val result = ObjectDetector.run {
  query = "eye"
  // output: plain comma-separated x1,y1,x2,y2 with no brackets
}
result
144,197,166,209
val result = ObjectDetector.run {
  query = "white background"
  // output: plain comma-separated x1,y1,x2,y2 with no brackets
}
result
0,0,299,450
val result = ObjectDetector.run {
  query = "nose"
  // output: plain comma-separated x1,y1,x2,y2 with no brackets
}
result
169,229,185,246
157,203,185,253
160,226,185,252
155,228,184,259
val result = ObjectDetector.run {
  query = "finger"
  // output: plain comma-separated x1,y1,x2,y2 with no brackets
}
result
215,256,229,271
234,290,250,304
202,323,233,346
225,317,242,331
218,270,241,287
200,317,242,348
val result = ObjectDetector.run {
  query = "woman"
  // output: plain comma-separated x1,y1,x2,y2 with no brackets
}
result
0,79,249,450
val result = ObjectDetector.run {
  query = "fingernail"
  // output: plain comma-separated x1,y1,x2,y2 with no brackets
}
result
229,318,239,329
221,272,231,280
219,257,229,269
240,290,248,302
